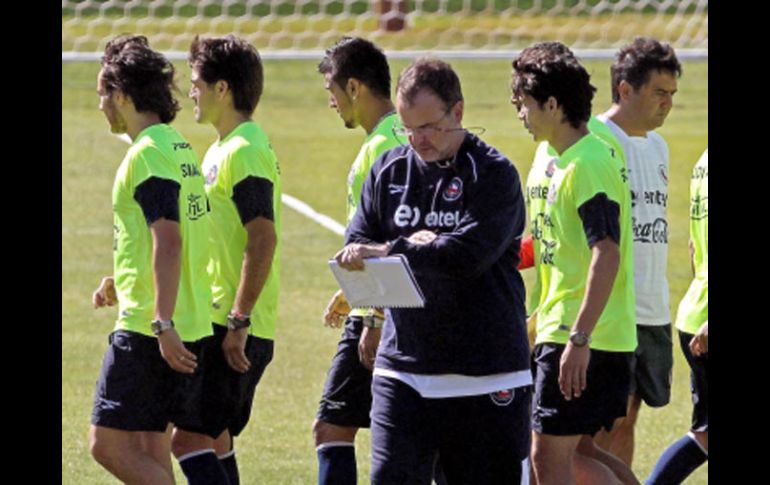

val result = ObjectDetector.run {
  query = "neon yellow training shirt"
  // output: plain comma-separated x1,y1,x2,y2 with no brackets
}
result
676,149,708,334
201,121,282,340
525,117,627,315
112,124,212,342
535,133,636,352
347,112,404,317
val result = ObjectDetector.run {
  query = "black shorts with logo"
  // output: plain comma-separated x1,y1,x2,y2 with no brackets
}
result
193,323,274,438
532,343,632,436
370,375,531,484
316,316,373,428
91,330,206,433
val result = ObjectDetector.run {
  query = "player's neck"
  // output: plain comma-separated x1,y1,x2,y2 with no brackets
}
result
549,123,589,155
215,110,251,140
126,112,162,140
605,104,648,137
361,98,396,135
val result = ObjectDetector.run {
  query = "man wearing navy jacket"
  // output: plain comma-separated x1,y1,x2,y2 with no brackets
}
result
335,57,532,485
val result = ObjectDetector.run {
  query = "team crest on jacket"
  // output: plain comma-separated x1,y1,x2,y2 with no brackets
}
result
443,177,463,201
490,388,515,406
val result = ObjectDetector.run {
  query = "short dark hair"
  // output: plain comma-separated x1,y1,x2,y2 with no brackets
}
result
318,37,391,99
188,35,264,116
511,42,595,129
100,34,180,123
396,58,463,112
611,37,682,103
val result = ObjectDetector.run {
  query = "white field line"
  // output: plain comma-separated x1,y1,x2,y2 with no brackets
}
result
281,194,345,236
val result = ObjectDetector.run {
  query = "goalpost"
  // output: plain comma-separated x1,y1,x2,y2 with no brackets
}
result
62,0,708,61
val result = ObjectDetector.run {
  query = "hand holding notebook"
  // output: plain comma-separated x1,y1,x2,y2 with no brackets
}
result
329,254,425,308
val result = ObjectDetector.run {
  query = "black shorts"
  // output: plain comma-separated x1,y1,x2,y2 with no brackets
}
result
532,343,632,436
629,324,673,407
91,330,205,433
370,375,531,484
678,330,708,433
316,316,373,428
191,324,274,438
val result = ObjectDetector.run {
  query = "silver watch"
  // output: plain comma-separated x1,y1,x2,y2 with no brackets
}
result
151,319,174,336
568,330,591,347
363,314,384,328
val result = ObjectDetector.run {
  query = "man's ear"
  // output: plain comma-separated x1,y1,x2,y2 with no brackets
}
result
112,89,127,107
451,100,464,123
545,96,559,113
215,79,229,99
618,80,634,101
346,78,361,101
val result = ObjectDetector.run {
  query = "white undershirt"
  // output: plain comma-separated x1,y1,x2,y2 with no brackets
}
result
598,114,671,325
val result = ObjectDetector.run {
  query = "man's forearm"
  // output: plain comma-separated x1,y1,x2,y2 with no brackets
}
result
233,219,277,314
151,220,182,321
572,238,620,334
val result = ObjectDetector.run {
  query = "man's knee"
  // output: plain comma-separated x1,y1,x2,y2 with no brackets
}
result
312,419,357,446
532,435,575,470
691,430,708,452
213,430,232,456
532,444,574,484
89,434,112,467
171,428,215,457
574,453,623,485
89,426,127,468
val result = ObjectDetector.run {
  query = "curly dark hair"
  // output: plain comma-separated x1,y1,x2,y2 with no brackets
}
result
189,35,264,116
318,37,391,99
611,37,682,103
511,42,595,129
396,58,463,112
100,34,180,123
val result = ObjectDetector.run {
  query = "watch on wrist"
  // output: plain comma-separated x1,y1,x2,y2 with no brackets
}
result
568,330,591,347
363,313,384,329
151,319,174,336
227,310,251,330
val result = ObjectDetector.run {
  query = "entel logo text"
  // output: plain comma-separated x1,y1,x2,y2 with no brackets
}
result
393,204,461,228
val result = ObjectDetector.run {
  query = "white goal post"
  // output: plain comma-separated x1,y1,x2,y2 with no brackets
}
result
62,0,708,61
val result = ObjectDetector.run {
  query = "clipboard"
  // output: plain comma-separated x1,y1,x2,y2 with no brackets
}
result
328,254,425,308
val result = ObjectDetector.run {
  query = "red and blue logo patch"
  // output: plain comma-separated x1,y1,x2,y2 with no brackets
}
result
443,177,463,201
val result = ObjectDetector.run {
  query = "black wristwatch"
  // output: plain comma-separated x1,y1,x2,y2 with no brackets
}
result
151,319,174,336
227,310,251,330
568,330,591,347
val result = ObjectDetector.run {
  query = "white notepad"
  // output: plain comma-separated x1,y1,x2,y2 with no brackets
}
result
328,254,425,308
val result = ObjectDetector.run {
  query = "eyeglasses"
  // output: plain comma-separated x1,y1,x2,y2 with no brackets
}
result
392,111,459,137
391,112,487,141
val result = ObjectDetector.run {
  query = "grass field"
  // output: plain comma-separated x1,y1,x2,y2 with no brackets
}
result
62,57,708,484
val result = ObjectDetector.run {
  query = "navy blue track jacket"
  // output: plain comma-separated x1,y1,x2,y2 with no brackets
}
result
346,132,531,376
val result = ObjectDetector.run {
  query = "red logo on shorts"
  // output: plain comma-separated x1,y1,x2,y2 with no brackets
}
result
490,388,515,406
